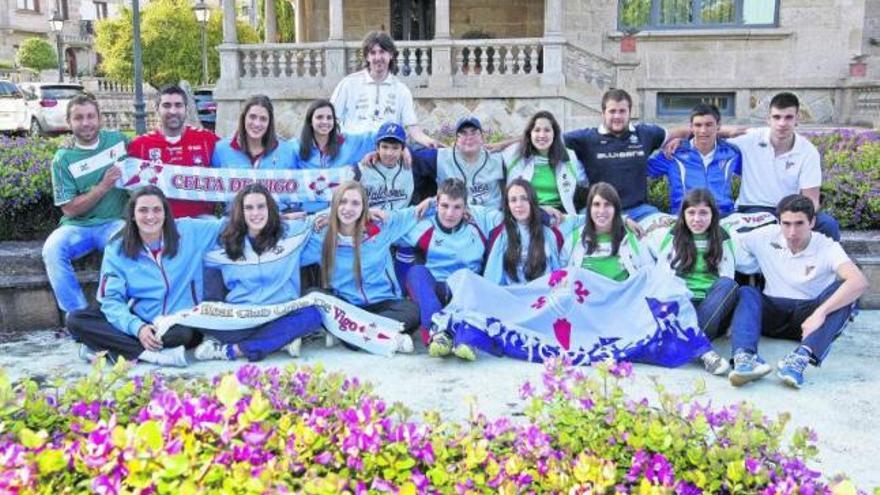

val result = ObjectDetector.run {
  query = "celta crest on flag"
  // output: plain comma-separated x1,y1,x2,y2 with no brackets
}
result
153,292,409,357
116,158,354,202
435,266,711,367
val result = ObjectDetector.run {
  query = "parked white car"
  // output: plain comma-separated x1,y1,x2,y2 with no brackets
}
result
0,80,30,135
18,82,86,136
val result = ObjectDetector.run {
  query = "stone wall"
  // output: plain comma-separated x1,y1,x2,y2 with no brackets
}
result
449,0,543,39
562,0,873,124
218,93,592,140
306,0,542,42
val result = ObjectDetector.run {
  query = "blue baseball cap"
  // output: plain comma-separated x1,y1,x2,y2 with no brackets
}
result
375,122,407,145
455,115,482,133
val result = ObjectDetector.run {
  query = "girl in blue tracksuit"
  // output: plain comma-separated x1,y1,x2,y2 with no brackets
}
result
303,180,421,334
402,178,503,359
483,178,566,286
67,186,223,367
211,94,297,212
290,99,376,213
194,184,323,362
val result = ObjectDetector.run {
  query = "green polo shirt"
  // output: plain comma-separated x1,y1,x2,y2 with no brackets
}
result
51,130,130,227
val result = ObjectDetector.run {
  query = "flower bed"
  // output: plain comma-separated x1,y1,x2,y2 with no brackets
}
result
0,135,61,240
0,358,866,494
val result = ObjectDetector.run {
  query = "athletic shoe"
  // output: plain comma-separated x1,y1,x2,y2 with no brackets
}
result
286,338,302,358
453,343,476,361
325,333,338,348
393,333,414,354
728,350,771,386
140,346,188,368
194,338,230,361
699,350,730,376
428,332,452,357
777,346,811,389
78,343,96,364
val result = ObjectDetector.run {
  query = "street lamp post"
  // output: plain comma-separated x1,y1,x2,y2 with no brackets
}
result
193,1,210,86
132,0,146,134
49,11,64,82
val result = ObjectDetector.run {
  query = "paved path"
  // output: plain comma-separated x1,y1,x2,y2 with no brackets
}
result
2,312,878,490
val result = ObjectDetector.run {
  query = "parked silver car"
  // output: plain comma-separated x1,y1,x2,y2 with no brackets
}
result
0,80,29,135
18,82,86,136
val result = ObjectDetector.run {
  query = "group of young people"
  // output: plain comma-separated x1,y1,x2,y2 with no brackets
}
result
42,31,868,390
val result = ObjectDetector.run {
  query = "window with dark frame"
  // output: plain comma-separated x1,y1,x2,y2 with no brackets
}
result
94,1,108,19
657,92,736,118
619,0,778,30
15,0,40,12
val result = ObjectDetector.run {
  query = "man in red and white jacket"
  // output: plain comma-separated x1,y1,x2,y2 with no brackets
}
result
128,85,219,218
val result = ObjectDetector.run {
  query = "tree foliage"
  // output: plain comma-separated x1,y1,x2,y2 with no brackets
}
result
15,37,57,71
94,0,259,88
256,0,295,43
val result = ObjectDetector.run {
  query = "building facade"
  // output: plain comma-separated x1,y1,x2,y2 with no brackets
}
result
214,0,880,138
0,0,122,77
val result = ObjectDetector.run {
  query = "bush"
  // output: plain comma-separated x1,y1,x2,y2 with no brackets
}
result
0,129,878,241
0,359,867,493
804,130,880,230
648,130,879,229
15,37,57,72
0,135,61,240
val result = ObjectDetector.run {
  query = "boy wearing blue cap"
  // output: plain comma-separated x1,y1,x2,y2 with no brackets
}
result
356,121,420,288
356,121,415,211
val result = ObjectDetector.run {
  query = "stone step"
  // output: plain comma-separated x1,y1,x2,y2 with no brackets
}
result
0,241,101,277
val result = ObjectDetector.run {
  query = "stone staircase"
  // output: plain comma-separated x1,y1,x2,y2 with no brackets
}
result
0,233,878,332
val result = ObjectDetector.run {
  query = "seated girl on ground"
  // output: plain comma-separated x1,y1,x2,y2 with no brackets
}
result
194,183,323,362
67,186,222,367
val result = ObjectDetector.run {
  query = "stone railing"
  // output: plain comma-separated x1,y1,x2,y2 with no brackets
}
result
224,37,582,91
0,68,40,84
452,38,544,77
238,42,327,80
563,43,617,94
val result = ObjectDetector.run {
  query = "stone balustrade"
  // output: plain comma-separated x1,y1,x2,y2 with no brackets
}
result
225,37,580,91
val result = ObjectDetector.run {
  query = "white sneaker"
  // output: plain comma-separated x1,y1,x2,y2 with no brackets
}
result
139,346,188,368
325,333,338,348
699,350,730,376
393,333,414,354
286,338,302,358
78,343,96,364
194,338,230,361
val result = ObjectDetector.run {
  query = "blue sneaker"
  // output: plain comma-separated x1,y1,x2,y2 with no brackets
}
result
777,346,811,389
728,350,771,386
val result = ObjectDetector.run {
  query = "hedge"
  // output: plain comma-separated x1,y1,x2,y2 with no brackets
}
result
1,130,878,241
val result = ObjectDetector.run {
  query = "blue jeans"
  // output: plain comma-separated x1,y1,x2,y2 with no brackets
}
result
624,203,661,222
42,220,124,314
729,281,854,365
737,205,840,241
199,307,322,361
694,276,739,341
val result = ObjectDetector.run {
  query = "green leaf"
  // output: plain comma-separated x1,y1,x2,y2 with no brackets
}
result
36,448,66,474
217,374,242,409
160,453,190,479
136,420,164,451
20,427,47,449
